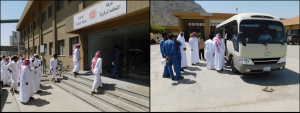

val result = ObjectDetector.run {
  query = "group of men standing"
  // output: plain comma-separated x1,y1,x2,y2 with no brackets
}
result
0,54,43,103
159,31,226,80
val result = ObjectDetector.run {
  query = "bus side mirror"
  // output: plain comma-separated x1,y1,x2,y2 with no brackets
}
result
237,32,246,46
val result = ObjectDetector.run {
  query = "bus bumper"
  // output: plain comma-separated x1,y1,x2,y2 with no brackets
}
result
237,62,286,73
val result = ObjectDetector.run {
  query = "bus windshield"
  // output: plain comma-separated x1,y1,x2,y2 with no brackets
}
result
240,20,286,43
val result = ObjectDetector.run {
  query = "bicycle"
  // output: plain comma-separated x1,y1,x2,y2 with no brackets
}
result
57,60,71,77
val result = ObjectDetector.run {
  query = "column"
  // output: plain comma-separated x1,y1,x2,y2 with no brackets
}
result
79,29,87,70
204,16,210,40
32,12,35,55
39,1,43,56
53,1,58,55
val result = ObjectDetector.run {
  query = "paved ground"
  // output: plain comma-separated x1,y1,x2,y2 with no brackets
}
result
150,43,299,112
1,73,100,112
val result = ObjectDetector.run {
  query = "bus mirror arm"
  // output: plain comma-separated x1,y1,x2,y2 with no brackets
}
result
237,32,246,46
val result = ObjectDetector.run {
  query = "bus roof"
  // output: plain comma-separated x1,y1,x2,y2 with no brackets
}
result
216,13,282,28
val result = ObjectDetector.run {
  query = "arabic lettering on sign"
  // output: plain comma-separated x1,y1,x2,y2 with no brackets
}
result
106,1,113,7
100,5,121,17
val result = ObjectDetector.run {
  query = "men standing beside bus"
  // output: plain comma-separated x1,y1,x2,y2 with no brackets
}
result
162,34,184,80
189,32,200,65
177,32,188,68
213,34,225,72
160,32,170,78
198,35,205,60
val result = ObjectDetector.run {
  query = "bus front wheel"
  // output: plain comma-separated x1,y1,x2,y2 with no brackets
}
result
231,57,238,73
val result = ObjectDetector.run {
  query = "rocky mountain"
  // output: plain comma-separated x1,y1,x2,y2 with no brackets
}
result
150,0,206,26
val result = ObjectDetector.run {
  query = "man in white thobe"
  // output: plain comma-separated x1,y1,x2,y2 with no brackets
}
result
1,57,10,86
50,54,58,82
19,60,34,103
31,57,41,93
91,51,103,94
73,44,81,74
177,32,188,68
34,54,43,86
189,32,200,65
213,35,225,72
205,34,215,70
6,56,20,93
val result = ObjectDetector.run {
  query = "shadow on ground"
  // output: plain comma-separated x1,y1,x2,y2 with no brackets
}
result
35,91,52,96
40,85,53,90
240,68,299,86
22,98,50,107
171,78,197,86
181,71,197,78
0,89,9,112
184,67,201,71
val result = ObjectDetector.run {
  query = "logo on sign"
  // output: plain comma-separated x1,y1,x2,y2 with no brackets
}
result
90,10,96,20
265,46,268,51
265,51,271,56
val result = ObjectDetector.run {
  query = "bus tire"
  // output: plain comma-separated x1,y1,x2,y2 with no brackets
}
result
231,56,238,73
293,41,297,45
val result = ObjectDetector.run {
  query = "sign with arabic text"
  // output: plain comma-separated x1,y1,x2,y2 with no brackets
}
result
74,1,126,30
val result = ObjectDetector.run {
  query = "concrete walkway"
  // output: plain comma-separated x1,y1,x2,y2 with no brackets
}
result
1,74,100,112
150,43,299,112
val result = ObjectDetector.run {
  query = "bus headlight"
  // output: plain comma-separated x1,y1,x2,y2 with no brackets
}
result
239,57,254,65
277,56,286,63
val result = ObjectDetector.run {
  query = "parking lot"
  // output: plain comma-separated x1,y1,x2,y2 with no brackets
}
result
150,43,299,112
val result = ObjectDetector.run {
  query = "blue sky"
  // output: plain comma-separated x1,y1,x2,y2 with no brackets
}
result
196,1,299,18
1,1,28,46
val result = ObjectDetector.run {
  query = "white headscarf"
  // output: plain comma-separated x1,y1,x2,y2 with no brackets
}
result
177,32,185,41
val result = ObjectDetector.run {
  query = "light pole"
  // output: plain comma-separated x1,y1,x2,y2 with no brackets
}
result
236,8,238,14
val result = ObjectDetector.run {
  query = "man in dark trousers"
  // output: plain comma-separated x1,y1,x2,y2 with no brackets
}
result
107,45,116,74
173,35,184,71
160,32,170,78
111,45,122,79
162,33,184,80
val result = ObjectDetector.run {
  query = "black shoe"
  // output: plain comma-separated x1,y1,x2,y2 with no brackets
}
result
180,68,184,71
172,78,175,80
30,97,34,100
163,75,170,78
118,76,122,78
176,76,184,80
200,59,202,60
203,58,206,60
192,64,195,65
110,76,115,79
107,71,111,74
182,67,187,68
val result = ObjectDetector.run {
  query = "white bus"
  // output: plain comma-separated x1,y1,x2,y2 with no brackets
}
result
215,13,287,73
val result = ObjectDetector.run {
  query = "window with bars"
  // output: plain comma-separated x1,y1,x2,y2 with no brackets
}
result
58,40,65,55
34,21,36,29
44,44,47,55
50,43,53,55
48,6,53,18
57,0,64,11
42,12,46,23
70,37,79,55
